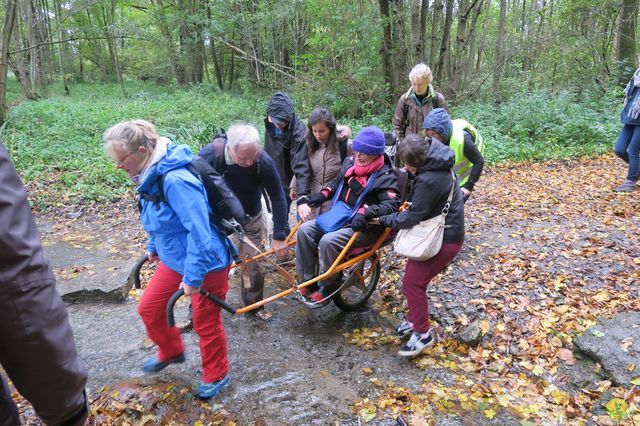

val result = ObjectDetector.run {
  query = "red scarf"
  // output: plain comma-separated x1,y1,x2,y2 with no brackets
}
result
344,155,384,186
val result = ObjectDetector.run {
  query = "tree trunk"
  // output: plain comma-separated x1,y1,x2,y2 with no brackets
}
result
391,0,407,92
492,0,507,103
616,0,639,80
210,37,224,90
411,0,428,63
435,0,453,82
465,0,484,84
429,0,441,65
451,0,481,93
53,0,69,95
378,0,393,91
10,18,35,100
523,0,537,72
153,0,183,84
475,0,491,72
0,0,17,126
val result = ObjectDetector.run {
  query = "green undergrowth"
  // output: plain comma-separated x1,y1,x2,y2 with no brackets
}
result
1,81,623,208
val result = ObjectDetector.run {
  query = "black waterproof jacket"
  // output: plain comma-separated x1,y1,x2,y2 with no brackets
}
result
379,139,464,244
324,154,400,224
263,92,312,203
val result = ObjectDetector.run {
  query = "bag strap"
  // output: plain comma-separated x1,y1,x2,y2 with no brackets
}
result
330,171,378,210
440,169,456,217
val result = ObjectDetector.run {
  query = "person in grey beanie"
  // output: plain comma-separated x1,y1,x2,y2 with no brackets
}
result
294,126,400,308
422,108,485,202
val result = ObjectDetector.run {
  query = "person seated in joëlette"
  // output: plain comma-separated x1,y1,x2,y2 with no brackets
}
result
295,126,400,308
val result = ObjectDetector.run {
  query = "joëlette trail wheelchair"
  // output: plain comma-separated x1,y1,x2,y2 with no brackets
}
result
130,168,409,327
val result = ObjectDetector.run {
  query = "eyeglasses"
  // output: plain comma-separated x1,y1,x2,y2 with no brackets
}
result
115,149,138,167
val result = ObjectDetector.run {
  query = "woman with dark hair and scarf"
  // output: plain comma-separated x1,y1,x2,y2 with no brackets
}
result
614,63,640,192
292,108,349,220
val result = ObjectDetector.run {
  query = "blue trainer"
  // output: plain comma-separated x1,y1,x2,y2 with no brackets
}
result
142,353,186,373
196,375,230,399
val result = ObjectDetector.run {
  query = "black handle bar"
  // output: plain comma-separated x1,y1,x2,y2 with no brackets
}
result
132,254,149,289
166,288,236,327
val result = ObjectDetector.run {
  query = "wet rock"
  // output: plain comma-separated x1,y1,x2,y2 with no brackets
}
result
573,311,640,386
456,320,482,347
46,241,136,303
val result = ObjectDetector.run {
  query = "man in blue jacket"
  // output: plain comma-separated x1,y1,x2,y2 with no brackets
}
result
200,124,289,319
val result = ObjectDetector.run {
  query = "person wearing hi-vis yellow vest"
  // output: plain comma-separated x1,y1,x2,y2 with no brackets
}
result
422,108,485,202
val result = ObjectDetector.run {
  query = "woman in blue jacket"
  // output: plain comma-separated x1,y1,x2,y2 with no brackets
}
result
614,66,640,192
104,120,232,399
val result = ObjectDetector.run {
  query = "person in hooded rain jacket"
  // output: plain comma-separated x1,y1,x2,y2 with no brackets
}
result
613,65,640,192
264,92,313,218
422,108,485,202
104,120,233,400
373,134,464,357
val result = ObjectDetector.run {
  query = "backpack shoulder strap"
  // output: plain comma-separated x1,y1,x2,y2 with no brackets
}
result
212,139,226,172
432,91,440,109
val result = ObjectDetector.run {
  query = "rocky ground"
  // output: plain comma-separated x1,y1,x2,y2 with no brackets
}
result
7,154,640,425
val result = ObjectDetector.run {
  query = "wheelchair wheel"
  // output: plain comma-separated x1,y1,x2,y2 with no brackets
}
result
333,255,381,311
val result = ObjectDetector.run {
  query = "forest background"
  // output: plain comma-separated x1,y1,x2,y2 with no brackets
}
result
0,0,636,205
3,1,640,423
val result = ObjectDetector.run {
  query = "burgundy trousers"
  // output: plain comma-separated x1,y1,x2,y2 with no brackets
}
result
402,242,463,334
138,263,229,383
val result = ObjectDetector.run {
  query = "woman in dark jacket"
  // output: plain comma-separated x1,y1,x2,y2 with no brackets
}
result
296,126,400,307
377,134,464,357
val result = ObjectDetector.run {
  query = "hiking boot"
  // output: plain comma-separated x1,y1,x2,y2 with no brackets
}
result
304,290,331,309
613,180,637,193
142,353,186,373
395,320,414,338
196,375,230,399
398,330,434,357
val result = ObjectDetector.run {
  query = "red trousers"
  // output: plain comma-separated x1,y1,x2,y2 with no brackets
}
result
402,242,463,334
138,262,229,383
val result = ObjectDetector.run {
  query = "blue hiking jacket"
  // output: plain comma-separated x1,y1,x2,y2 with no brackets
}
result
137,143,232,287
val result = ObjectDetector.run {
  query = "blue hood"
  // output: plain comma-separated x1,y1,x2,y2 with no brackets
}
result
422,108,453,142
137,143,193,193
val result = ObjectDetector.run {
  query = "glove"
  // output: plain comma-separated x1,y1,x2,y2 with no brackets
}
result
350,214,367,232
307,192,328,208
364,208,377,220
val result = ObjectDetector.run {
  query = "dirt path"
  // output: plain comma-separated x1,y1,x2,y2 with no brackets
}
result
13,154,640,424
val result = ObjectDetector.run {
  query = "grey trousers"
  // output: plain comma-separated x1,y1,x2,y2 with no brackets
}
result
232,212,266,307
295,219,380,289
0,276,87,426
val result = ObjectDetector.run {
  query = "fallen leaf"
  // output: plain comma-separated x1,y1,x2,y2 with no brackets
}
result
605,398,628,421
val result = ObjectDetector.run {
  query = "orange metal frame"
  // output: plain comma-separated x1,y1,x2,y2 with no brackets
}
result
231,221,392,314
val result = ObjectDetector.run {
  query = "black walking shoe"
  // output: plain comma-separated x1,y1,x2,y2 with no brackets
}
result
397,330,434,357
395,320,414,338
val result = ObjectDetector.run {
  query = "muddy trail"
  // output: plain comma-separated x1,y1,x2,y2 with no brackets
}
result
10,154,640,425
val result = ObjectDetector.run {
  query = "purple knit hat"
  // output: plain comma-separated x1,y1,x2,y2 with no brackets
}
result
352,126,385,156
